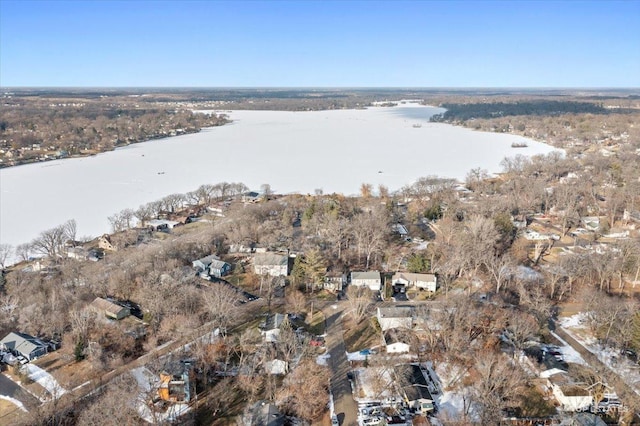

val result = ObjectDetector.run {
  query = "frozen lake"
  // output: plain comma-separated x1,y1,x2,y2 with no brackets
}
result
0,104,557,248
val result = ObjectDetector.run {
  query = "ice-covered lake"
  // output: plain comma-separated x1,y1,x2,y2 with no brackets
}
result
0,104,557,248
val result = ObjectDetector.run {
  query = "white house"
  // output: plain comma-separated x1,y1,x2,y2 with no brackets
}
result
351,271,381,291
377,307,413,331
542,369,592,412
254,253,289,277
392,272,438,292
383,329,412,354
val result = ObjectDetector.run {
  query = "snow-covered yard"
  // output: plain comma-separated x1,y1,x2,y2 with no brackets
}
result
431,362,475,422
559,313,640,395
353,367,397,402
24,363,67,398
130,366,191,423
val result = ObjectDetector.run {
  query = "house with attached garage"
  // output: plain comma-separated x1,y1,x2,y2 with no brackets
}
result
392,272,438,292
350,271,382,291
0,331,49,361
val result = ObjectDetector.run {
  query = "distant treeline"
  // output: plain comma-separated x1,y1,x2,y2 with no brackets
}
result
430,101,610,122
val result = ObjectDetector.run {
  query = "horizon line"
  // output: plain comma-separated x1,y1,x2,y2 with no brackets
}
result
2,86,640,91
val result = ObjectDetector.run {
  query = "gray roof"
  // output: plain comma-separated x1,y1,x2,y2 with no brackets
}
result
351,271,381,281
392,272,436,283
0,331,48,358
195,254,220,267
254,253,288,266
378,306,413,319
209,259,229,270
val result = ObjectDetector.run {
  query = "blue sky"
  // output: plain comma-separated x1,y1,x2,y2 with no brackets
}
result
1,0,638,87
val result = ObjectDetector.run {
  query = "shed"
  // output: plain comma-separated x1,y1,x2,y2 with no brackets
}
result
90,297,131,320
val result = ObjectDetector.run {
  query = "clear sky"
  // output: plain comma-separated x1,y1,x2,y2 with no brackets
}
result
1,0,638,87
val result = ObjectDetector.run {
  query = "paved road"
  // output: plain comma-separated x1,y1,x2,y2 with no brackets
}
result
324,304,359,426
0,372,40,417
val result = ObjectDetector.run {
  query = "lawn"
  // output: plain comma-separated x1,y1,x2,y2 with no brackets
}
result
342,316,380,353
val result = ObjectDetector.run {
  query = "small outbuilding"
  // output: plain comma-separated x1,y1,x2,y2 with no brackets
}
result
90,297,131,320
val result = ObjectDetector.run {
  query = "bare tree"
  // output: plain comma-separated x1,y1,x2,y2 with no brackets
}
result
286,289,307,315
108,209,135,232
0,243,13,269
277,360,330,422
203,284,241,335
15,243,32,262
134,203,156,227
345,285,372,323
30,220,76,258
471,351,524,424
353,207,389,269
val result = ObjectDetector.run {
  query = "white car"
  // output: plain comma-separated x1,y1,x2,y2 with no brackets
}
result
16,355,29,365
331,414,339,425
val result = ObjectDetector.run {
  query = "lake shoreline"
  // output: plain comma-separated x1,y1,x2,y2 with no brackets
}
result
0,105,558,250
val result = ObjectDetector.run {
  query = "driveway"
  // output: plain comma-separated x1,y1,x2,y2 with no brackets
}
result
0,372,40,410
324,305,358,426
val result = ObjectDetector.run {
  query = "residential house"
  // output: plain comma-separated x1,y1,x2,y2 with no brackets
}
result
324,270,346,293
192,255,231,279
90,297,131,320
158,360,194,403
581,216,601,232
392,272,438,292
541,369,592,412
377,307,413,331
0,331,49,361
147,219,179,232
392,223,409,238
97,234,115,251
351,271,382,291
397,364,434,415
260,313,286,343
67,247,88,260
254,253,289,277
242,191,264,204
383,329,413,354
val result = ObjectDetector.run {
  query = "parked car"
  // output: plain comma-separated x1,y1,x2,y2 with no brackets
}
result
16,355,29,365
310,336,325,347
621,348,638,362
331,414,339,425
